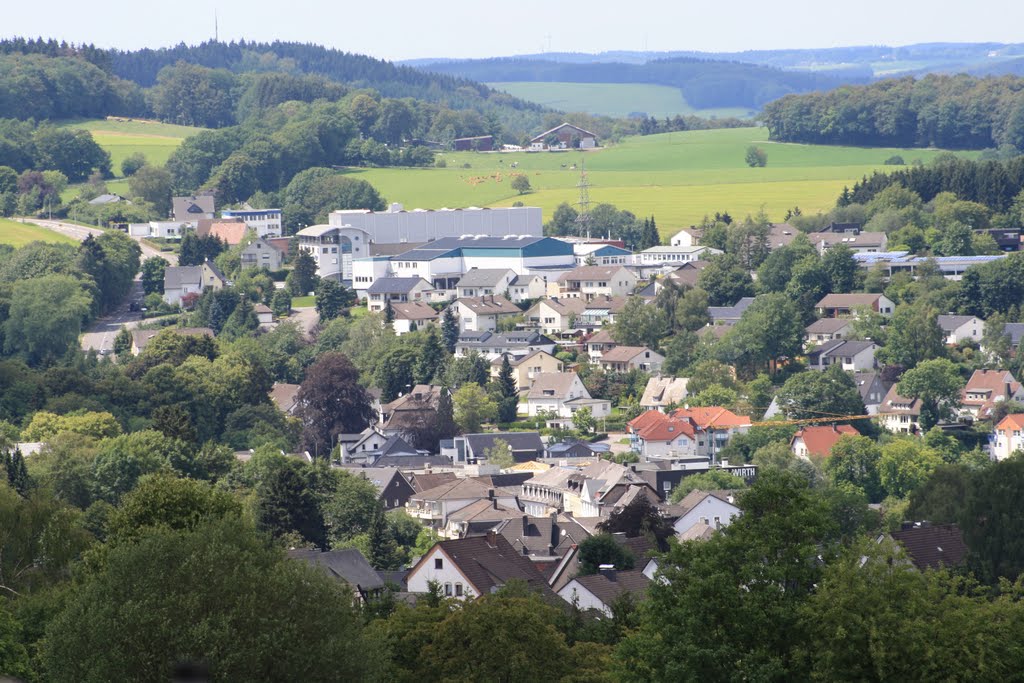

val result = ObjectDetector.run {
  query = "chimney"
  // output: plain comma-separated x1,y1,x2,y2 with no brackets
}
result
522,514,529,535
486,529,497,548
488,488,495,500
493,498,499,510
598,564,616,581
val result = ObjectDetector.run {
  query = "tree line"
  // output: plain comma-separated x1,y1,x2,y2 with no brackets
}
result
762,73,1024,149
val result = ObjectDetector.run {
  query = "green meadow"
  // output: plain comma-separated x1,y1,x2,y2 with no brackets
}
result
62,118,202,178
0,218,76,247
487,82,755,119
347,127,977,234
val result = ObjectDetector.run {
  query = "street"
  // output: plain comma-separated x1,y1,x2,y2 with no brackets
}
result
24,218,179,353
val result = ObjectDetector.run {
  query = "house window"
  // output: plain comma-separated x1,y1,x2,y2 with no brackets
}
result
434,558,443,570
455,583,463,597
445,583,453,596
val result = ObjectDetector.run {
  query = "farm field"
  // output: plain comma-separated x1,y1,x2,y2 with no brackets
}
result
487,82,755,119
347,127,978,234
62,118,202,178
0,218,76,247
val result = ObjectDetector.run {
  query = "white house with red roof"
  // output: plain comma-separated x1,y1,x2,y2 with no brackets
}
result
790,424,859,459
958,369,1024,421
992,414,1024,461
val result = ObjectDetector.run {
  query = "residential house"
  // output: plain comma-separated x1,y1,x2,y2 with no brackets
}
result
455,330,556,359
663,261,709,289
572,242,633,267
390,301,439,335
526,373,592,417
632,245,722,266
269,382,300,415
878,385,923,434
287,549,384,603
341,433,423,466
854,371,891,415
349,467,416,510
378,385,447,437
530,122,599,149
197,219,248,246
172,194,215,223
816,293,895,317
254,304,274,325
367,277,434,312
297,224,371,282
240,237,283,271
88,193,128,205
129,327,214,356
640,377,690,412
524,297,588,335
790,425,859,458
580,295,630,328
406,480,519,530
806,340,878,372
585,329,618,362
507,274,548,303
708,297,755,325
162,262,227,306
405,533,555,600
983,227,1021,252
520,460,657,517
938,315,984,346
804,318,854,347
221,207,283,238
557,266,638,300
630,413,703,460
408,472,458,493
669,228,701,247
544,441,611,461
443,499,523,539
558,568,650,616
767,223,799,250
669,490,741,537
959,369,1024,421
449,432,545,465
992,414,1024,460
496,513,587,567
886,522,968,571
807,230,888,253
630,461,758,500
672,406,752,454
446,295,522,332
455,268,517,298
599,346,665,374
489,350,564,392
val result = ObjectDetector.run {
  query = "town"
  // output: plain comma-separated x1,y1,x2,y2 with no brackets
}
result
5,28,1024,683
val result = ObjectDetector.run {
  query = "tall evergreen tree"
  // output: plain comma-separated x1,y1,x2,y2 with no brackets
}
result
441,305,459,353
416,327,446,384
384,299,395,326
496,354,519,423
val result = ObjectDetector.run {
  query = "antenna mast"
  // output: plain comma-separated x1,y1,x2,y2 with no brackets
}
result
214,10,219,42
575,160,592,239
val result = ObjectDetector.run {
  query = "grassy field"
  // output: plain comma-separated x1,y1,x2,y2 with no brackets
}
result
487,82,756,119
0,218,76,247
62,118,202,178
349,127,977,233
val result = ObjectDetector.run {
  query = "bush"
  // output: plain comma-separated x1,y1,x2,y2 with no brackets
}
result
745,145,767,167
884,155,905,166
121,152,147,177
435,158,447,168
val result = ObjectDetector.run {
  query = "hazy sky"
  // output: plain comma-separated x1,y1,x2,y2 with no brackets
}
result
5,0,1023,61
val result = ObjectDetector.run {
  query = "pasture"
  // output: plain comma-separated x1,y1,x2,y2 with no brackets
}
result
349,127,977,234
62,118,202,178
487,82,755,120
0,219,76,247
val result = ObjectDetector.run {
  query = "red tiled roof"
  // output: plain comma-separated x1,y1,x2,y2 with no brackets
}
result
628,409,668,433
890,523,968,571
672,406,751,429
638,417,697,442
995,413,1024,432
207,221,249,245
791,424,859,457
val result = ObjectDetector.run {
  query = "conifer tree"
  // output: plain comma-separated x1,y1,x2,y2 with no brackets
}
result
441,305,459,353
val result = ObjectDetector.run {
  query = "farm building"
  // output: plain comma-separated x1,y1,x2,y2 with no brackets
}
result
530,123,599,150
453,135,494,151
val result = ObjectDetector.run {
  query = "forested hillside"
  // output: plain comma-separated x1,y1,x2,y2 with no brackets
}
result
762,74,1024,149
416,57,857,110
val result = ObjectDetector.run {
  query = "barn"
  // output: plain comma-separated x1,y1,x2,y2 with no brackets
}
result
530,123,599,150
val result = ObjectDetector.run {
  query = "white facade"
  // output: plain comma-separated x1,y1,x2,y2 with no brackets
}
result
526,374,592,417
940,316,984,345
296,225,371,281
221,208,283,238
669,229,699,247
447,298,521,332
508,275,548,303
405,547,477,600
672,494,740,537
633,246,721,265
558,580,613,616
329,204,542,243
456,269,517,298
129,221,190,240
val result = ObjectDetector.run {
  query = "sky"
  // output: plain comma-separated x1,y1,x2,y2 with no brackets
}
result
5,0,1024,62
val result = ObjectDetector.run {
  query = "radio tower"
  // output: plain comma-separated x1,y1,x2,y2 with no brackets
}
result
574,160,592,238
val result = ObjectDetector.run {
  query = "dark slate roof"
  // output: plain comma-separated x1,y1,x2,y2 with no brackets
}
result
708,297,755,322
496,514,587,558
378,569,410,590
367,277,430,294
474,472,534,488
433,535,556,597
288,548,385,590
890,523,968,571
456,268,514,287
1004,323,1024,347
163,265,204,289
394,235,561,262
408,471,458,493
373,454,451,468
378,435,419,457
571,569,651,607
464,432,543,459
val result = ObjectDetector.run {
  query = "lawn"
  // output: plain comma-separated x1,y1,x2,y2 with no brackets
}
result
487,82,756,120
350,127,978,234
291,295,315,307
0,218,76,246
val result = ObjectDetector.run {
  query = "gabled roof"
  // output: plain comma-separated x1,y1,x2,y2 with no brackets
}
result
533,297,587,316
419,535,554,597
889,523,968,571
452,295,521,315
527,372,585,400
805,318,854,335
665,261,709,288
446,498,522,525
531,122,599,142
558,265,633,283
708,297,755,322
130,326,214,353
961,369,1021,419
456,268,515,288
640,377,689,407
583,295,631,314
997,413,1024,432
808,339,877,359
672,489,741,516
937,314,980,332
288,548,385,590
1004,323,1024,347
791,425,859,457
408,471,458,493
163,265,205,290
496,514,585,559
600,345,658,364
367,277,432,295
879,385,922,416
672,406,752,429
411,477,497,502
269,382,300,413
816,293,886,308
391,301,439,321
464,432,544,457
587,329,616,345
567,569,650,607
351,467,411,496
807,231,886,248
637,415,697,443
490,349,556,368
628,409,670,433
201,220,248,246
678,521,717,541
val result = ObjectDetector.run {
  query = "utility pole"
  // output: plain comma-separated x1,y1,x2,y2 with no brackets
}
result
574,160,592,239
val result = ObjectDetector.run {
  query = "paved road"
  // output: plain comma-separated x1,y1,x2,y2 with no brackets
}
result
22,218,180,354
288,307,321,339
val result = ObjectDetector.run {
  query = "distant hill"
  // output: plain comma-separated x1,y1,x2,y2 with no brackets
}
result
411,57,858,110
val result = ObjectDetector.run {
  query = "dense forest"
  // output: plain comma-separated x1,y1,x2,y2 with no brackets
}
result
762,74,1024,149
415,56,858,110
